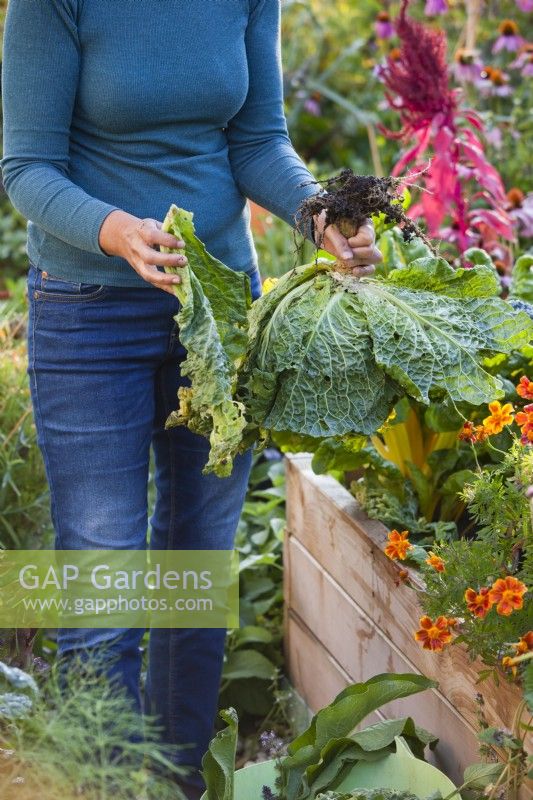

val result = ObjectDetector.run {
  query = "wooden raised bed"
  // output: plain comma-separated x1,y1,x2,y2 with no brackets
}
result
284,454,531,795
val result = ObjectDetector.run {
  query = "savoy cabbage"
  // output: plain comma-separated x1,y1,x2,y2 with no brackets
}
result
162,207,533,477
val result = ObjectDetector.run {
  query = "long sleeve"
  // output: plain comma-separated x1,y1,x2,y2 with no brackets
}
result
0,0,118,256
227,0,320,237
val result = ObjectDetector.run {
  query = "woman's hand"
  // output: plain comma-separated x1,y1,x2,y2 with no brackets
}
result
99,210,187,295
313,211,382,277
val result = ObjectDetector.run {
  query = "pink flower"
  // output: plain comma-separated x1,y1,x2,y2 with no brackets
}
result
453,49,482,83
493,20,524,53
477,67,513,97
510,45,533,77
425,0,448,15
516,0,533,11
485,126,503,150
304,98,321,117
508,190,533,238
375,11,394,40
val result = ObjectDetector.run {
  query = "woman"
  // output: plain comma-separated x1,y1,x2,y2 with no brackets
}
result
1,1,381,797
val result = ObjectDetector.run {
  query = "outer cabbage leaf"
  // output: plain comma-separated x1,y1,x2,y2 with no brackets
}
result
162,206,251,476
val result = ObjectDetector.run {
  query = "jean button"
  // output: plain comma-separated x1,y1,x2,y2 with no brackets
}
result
34,291,39,299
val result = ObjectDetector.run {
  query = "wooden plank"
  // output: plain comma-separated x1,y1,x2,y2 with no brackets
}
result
285,612,383,729
285,454,523,736
286,537,482,784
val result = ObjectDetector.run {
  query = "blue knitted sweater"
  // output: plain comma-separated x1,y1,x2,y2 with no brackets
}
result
1,0,318,286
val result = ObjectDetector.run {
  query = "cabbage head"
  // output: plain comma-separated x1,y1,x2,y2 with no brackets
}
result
163,208,533,477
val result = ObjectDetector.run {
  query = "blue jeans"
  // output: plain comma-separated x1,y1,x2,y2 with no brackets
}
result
27,263,261,787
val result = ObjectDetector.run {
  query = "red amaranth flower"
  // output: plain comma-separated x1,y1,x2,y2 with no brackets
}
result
379,0,457,139
378,0,515,261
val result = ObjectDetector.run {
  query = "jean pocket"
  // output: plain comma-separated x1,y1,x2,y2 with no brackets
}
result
31,266,108,302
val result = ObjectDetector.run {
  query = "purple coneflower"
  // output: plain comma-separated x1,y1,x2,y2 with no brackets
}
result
375,11,394,39
507,188,533,238
478,66,513,97
493,20,524,54
453,48,482,83
425,0,448,15
484,126,503,150
516,0,533,12
510,44,533,77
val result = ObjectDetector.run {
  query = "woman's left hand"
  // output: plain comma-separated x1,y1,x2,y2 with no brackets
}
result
313,211,382,277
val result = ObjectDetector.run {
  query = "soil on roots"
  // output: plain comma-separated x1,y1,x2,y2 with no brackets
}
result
297,169,434,252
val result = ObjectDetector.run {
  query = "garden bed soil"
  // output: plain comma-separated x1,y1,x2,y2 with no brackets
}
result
284,454,532,796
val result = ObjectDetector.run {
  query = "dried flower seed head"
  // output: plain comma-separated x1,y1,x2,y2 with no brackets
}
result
507,188,525,208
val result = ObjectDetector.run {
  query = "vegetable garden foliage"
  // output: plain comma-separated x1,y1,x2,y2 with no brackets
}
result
162,206,533,478
202,673,438,800
0,658,186,800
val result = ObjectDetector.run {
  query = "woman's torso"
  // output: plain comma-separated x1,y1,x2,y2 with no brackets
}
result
28,0,258,285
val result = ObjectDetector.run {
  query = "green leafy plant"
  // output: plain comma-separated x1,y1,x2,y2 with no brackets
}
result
0,288,53,550
418,441,532,670
0,658,188,800
161,203,533,478
221,456,286,729
316,793,425,800
202,673,438,800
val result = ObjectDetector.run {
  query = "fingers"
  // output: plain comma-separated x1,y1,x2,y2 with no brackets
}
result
348,245,383,265
351,264,376,278
139,219,185,251
322,219,382,272
347,219,375,248
137,263,183,295
323,225,354,261
139,245,187,269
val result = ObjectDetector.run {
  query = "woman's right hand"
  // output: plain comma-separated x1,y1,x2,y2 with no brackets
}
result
99,210,188,295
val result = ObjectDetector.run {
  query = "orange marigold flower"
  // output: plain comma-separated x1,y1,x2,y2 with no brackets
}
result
515,403,533,445
483,401,514,435
426,552,445,572
414,615,453,652
474,425,489,442
512,631,533,654
458,421,477,443
489,576,528,616
464,586,493,618
502,654,518,678
384,529,412,561
517,376,533,400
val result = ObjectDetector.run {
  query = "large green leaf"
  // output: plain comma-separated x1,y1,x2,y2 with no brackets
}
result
509,254,533,302
222,649,277,681
162,206,251,476
279,674,436,800
303,719,437,799
289,674,436,757
201,707,238,800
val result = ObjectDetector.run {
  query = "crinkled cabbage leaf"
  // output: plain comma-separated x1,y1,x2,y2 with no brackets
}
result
162,206,251,476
